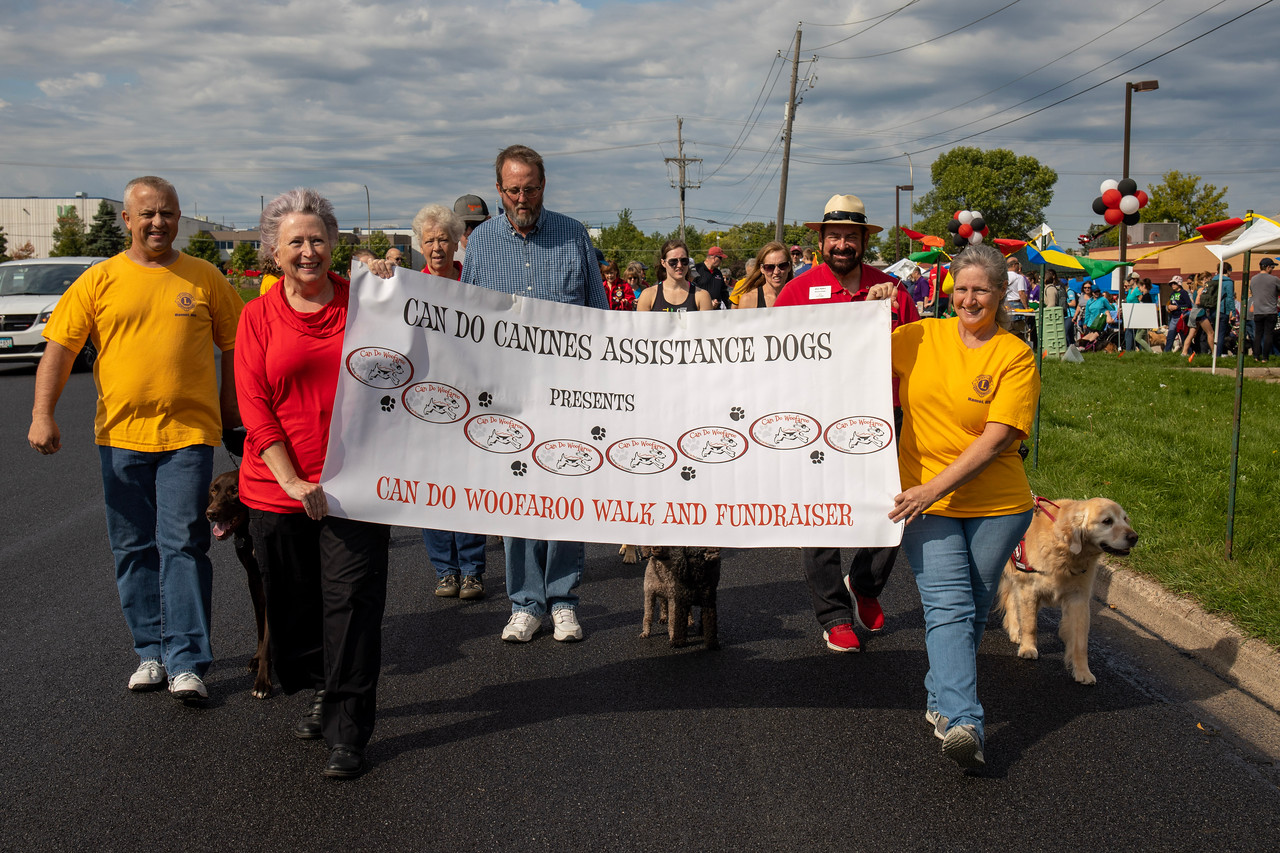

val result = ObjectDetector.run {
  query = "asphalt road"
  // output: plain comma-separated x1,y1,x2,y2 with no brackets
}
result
2,362,1277,852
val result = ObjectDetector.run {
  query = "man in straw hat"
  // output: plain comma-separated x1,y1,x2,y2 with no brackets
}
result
776,194,918,653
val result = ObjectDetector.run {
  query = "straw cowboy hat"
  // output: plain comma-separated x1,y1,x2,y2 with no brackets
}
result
804,194,884,235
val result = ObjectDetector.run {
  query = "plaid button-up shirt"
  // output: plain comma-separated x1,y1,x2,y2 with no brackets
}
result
461,207,608,309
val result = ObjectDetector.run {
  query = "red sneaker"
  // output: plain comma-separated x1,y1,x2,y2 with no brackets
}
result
823,623,861,652
853,592,885,633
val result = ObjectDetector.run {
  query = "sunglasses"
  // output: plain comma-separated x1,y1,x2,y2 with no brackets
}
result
762,262,791,273
666,257,691,267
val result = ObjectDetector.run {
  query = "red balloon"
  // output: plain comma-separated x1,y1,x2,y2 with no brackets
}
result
981,226,990,236
1136,190,1149,208
958,223,974,238
1104,207,1124,225
1102,188,1123,208
953,210,962,219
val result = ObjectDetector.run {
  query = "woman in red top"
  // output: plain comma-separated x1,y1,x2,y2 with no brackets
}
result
235,188,390,781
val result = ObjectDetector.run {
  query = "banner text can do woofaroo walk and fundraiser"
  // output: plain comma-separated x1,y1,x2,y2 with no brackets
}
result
320,267,903,548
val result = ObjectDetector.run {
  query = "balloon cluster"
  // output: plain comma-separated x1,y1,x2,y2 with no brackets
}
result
947,209,988,247
1091,179,1148,227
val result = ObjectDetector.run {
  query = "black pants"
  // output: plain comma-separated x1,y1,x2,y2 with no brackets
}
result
249,510,390,749
1253,314,1276,360
801,546,899,630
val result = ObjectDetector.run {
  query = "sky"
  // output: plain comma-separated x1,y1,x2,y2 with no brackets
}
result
1,0,1276,250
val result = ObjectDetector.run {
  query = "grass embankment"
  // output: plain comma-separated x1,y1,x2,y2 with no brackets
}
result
1029,350,1280,646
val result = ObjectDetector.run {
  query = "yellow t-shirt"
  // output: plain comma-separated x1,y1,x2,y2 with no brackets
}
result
44,252,242,452
258,274,279,296
891,317,1039,517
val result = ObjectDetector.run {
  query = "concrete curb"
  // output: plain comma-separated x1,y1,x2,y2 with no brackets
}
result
1094,564,1280,713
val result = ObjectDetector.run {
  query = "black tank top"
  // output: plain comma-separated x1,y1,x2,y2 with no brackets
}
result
652,283,699,312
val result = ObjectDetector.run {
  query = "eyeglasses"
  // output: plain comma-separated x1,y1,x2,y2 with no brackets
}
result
666,257,691,267
500,185,543,200
762,262,791,273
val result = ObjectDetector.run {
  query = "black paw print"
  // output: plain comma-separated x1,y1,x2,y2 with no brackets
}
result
511,461,527,477
810,450,825,464
478,392,492,408
729,406,745,421
591,426,606,441
380,396,396,412
680,466,696,481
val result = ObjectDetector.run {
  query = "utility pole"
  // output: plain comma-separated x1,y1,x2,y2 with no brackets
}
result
775,25,802,243
665,116,701,238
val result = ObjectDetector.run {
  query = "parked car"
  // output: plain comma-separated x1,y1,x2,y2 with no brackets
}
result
0,257,108,369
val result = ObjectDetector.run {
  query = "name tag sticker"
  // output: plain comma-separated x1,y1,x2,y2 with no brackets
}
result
809,285,832,300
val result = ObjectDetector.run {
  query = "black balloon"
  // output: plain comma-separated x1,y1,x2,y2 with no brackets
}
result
953,233,967,247
970,217,985,231
1117,178,1138,196
1123,211,1141,226
1092,196,1108,215
947,219,961,233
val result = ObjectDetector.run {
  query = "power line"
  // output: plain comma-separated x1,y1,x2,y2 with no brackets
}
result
813,0,1024,58
805,0,924,51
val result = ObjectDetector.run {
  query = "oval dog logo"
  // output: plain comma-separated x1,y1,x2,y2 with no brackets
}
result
824,416,893,455
748,411,821,450
402,382,469,424
677,425,748,464
464,414,534,454
605,437,678,474
532,439,603,476
346,347,414,389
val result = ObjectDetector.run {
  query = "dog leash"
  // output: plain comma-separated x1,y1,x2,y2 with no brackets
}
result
1009,496,1062,574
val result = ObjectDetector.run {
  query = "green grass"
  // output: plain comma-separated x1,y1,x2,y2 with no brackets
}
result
1027,349,1280,647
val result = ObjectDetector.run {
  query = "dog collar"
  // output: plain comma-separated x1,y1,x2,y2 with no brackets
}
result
1011,539,1037,574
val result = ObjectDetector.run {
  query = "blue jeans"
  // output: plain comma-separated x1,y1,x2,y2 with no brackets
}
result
99,444,214,677
503,537,582,616
1165,314,1183,351
421,529,486,578
902,510,1033,743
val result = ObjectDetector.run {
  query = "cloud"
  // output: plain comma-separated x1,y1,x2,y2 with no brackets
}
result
0,0,1276,237
36,72,105,98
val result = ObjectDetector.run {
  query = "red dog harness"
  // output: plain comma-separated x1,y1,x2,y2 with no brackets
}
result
1009,497,1060,574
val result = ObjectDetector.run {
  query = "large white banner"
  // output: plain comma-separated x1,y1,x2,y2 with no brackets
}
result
321,267,903,547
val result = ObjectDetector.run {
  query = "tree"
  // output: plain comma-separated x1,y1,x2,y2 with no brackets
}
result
363,230,392,258
331,240,355,276
0,225,8,263
183,230,222,266
10,241,35,260
49,209,87,257
85,199,126,257
878,226,914,265
594,209,655,268
229,241,259,273
1140,170,1229,239
913,146,1058,244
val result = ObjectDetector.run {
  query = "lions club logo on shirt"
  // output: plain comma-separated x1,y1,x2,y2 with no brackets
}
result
971,374,994,398
175,292,196,314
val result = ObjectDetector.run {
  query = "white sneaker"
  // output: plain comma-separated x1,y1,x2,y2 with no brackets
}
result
128,659,166,692
168,672,209,702
552,608,583,642
501,611,542,643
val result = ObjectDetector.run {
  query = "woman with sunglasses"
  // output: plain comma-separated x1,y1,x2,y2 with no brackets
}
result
637,239,712,313
732,241,792,309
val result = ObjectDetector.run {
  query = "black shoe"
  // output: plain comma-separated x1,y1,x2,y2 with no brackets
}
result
293,689,325,740
323,744,366,779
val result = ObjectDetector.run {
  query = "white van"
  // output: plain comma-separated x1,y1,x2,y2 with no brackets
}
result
0,257,108,368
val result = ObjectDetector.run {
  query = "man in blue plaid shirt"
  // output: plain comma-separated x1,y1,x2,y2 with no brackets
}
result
462,144,607,644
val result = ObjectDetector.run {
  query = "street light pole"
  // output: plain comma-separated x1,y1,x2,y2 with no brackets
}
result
895,184,913,262
1119,80,1158,268
363,185,371,234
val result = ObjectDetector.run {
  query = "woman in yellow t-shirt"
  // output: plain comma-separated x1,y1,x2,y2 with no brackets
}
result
873,243,1040,771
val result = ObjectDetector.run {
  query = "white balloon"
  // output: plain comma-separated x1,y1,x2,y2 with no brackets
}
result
969,232,983,245
1119,195,1140,215
958,210,974,226
969,211,983,221
1101,179,1119,194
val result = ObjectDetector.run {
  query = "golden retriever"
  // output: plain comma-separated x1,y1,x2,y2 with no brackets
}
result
995,498,1138,685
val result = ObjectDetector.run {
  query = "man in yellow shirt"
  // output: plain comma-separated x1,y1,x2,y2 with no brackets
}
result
28,176,242,703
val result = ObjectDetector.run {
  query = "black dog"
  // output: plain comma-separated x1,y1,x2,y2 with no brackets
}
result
640,546,721,650
206,470,272,699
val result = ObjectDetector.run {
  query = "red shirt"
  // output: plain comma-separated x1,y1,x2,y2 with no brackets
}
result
775,262,919,405
235,274,349,513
